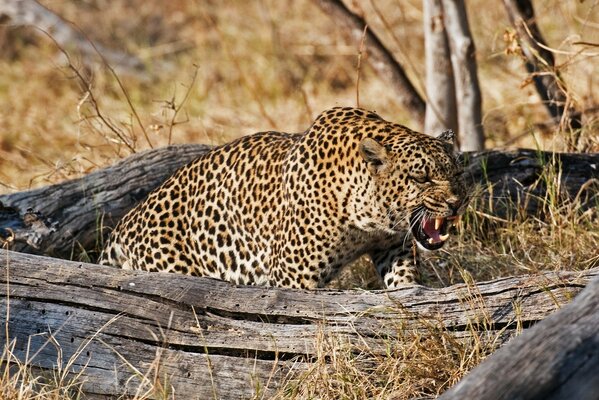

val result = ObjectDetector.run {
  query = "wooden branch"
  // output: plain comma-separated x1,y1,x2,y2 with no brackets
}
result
1,145,598,259
503,0,581,132
1,250,597,398
312,0,426,125
0,0,146,75
440,275,599,400
440,0,485,151
423,0,458,135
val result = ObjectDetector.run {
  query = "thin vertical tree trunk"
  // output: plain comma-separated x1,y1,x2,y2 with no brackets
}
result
503,0,581,135
440,0,485,151
423,0,457,136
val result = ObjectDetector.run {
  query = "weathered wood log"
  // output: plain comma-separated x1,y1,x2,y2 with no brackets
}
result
0,0,146,75
465,149,599,217
440,274,599,400
0,144,211,259
1,145,597,260
1,249,597,398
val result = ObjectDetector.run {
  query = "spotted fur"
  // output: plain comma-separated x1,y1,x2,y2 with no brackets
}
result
99,107,469,288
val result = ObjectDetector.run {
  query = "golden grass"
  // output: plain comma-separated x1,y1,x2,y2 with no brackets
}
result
271,311,505,400
1,0,598,399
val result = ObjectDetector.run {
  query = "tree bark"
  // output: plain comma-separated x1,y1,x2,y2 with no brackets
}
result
312,0,426,125
440,274,599,400
423,0,458,136
503,0,581,135
440,0,485,151
1,249,597,398
1,145,598,259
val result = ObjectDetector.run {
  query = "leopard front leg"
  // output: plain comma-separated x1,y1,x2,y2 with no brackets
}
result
370,241,421,288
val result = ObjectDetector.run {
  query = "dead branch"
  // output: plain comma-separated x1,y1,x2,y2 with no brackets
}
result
503,0,582,134
312,0,426,125
0,0,145,75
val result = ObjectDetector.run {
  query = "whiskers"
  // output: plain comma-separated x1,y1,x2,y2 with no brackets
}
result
388,206,412,232
402,205,426,247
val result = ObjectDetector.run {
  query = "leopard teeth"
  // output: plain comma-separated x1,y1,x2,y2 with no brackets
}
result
439,233,450,241
435,217,443,230
427,238,434,244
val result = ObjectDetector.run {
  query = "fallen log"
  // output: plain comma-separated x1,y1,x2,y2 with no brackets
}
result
1,250,597,398
440,274,599,400
1,145,598,260
0,144,211,258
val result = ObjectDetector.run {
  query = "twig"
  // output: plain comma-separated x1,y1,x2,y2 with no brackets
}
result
167,64,200,145
355,24,368,108
83,38,153,149
42,31,136,153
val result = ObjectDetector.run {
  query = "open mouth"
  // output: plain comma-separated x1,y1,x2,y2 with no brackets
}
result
410,212,461,250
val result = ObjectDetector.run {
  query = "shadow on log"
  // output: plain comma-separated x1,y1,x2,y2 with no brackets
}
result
1,249,597,398
0,145,598,260
440,275,599,400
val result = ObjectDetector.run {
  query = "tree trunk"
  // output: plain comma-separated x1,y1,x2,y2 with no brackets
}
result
440,0,485,151
423,0,458,136
503,0,582,136
312,0,426,125
1,145,598,259
1,249,597,398
439,274,599,400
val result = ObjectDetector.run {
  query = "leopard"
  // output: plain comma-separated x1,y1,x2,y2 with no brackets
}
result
99,106,470,289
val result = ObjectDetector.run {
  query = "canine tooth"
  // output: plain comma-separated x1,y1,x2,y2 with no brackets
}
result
439,233,450,241
453,215,462,226
435,217,443,230
427,238,434,244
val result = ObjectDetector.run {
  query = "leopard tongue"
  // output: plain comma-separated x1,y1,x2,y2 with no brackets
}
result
422,217,449,244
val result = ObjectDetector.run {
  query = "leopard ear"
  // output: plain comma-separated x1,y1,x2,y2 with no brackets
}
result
359,138,388,168
437,129,455,145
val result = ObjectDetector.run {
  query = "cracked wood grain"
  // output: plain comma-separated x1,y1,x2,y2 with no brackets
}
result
1,250,597,398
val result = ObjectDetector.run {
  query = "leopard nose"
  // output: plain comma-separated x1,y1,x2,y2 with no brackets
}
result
447,196,461,213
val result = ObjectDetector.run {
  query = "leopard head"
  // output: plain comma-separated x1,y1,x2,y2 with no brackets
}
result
359,129,469,250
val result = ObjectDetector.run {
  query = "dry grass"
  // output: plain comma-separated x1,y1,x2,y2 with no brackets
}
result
1,0,598,399
0,0,597,191
272,310,505,400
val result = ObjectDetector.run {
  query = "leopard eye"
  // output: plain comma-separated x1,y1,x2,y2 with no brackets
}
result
410,174,430,184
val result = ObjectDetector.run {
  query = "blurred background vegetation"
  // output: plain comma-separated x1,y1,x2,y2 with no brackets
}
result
0,0,597,193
